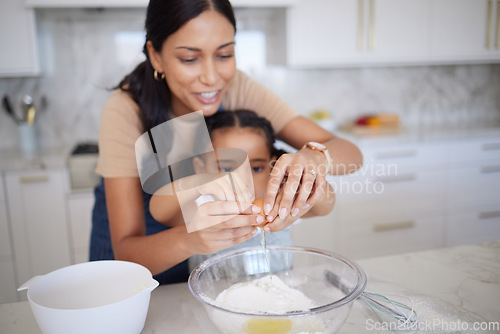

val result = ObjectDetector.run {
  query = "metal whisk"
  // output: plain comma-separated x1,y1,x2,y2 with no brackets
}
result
325,270,418,329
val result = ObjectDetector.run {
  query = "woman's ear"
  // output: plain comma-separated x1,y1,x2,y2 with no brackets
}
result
192,156,206,174
146,40,164,73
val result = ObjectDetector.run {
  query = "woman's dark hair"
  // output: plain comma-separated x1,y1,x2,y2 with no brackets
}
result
204,110,285,158
117,0,236,131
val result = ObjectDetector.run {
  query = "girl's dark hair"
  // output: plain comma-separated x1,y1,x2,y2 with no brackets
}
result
116,0,236,131
204,110,285,158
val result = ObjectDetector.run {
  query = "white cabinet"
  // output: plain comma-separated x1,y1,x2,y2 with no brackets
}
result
445,137,500,246
369,0,430,61
446,202,500,246
25,0,148,7
430,0,500,61
287,0,359,66
0,0,39,77
287,0,500,67
25,0,297,7
287,0,430,67
331,141,448,259
292,135,500,259
0,174,18,304
67,191,94,264
5,168,72,296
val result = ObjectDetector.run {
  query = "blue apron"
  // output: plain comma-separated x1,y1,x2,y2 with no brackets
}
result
89,179,189,284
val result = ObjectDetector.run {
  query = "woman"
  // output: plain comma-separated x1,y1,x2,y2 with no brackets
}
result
91,0,362,284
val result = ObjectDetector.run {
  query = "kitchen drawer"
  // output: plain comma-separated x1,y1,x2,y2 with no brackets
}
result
337,210,445,259
67,191,94,264
0,175,12,259
446,202,500,247
5,168,72,287
446,137,500,164
360,141,447,168
446,159,500,209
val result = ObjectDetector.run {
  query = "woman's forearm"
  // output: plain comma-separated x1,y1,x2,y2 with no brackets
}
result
322,137,363,175
112,225,193,276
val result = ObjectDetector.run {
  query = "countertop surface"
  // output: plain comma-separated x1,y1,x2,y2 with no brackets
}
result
1,124,500,172
2,241,499,333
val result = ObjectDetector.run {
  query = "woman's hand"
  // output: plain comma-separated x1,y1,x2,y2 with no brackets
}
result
262,148,329,231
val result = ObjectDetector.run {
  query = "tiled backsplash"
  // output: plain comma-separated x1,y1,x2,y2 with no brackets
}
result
0,8,499,150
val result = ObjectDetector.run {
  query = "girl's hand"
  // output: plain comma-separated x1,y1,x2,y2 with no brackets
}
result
186,199,262,255
263,148,328,230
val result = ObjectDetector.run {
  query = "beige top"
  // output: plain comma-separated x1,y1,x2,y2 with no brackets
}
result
96,70,299,178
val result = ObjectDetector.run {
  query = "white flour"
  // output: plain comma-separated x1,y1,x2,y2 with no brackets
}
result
210,275,326,334
215,275,315,314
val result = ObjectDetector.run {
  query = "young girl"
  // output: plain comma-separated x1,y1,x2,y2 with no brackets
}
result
150,110,336,268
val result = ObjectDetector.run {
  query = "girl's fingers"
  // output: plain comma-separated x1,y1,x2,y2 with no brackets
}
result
215,174,236,202
197,172,252,205
228,172,253,204
196,226,258,254
198,180,227,201
197,200,262,227
201,225,258,242
201,200,257,216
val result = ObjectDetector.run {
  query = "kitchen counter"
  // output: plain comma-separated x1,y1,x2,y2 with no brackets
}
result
0,145,72,171
1,124,500,172
337,123,500,147
2,241,499,333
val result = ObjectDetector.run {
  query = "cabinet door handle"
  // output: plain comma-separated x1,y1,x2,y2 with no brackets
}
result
496,0,500,48
487,0,493,48
374,149,417,160
478,210,500,219
480,165,500,174
481,142,500,151
368,0,375,51
373,220,415,232
374,173,417,183
358,0,365,51
19,175,49,183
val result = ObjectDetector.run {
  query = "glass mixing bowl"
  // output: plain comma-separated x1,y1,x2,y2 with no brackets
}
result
188,246,366,334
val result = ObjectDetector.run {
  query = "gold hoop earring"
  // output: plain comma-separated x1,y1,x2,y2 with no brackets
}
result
154,70,165,81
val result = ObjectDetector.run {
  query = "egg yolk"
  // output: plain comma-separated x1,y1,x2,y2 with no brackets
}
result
243,318,292,334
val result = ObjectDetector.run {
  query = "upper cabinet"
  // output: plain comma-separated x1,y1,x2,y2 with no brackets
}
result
0,0,39,77
24,0,148,7
430,0,500,61
369,0,430,61
287,0,360,66
287,0,500,67
24,0,297,8
287,0,430,67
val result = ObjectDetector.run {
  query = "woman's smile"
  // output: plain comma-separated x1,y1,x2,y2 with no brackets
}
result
196,90,221,104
